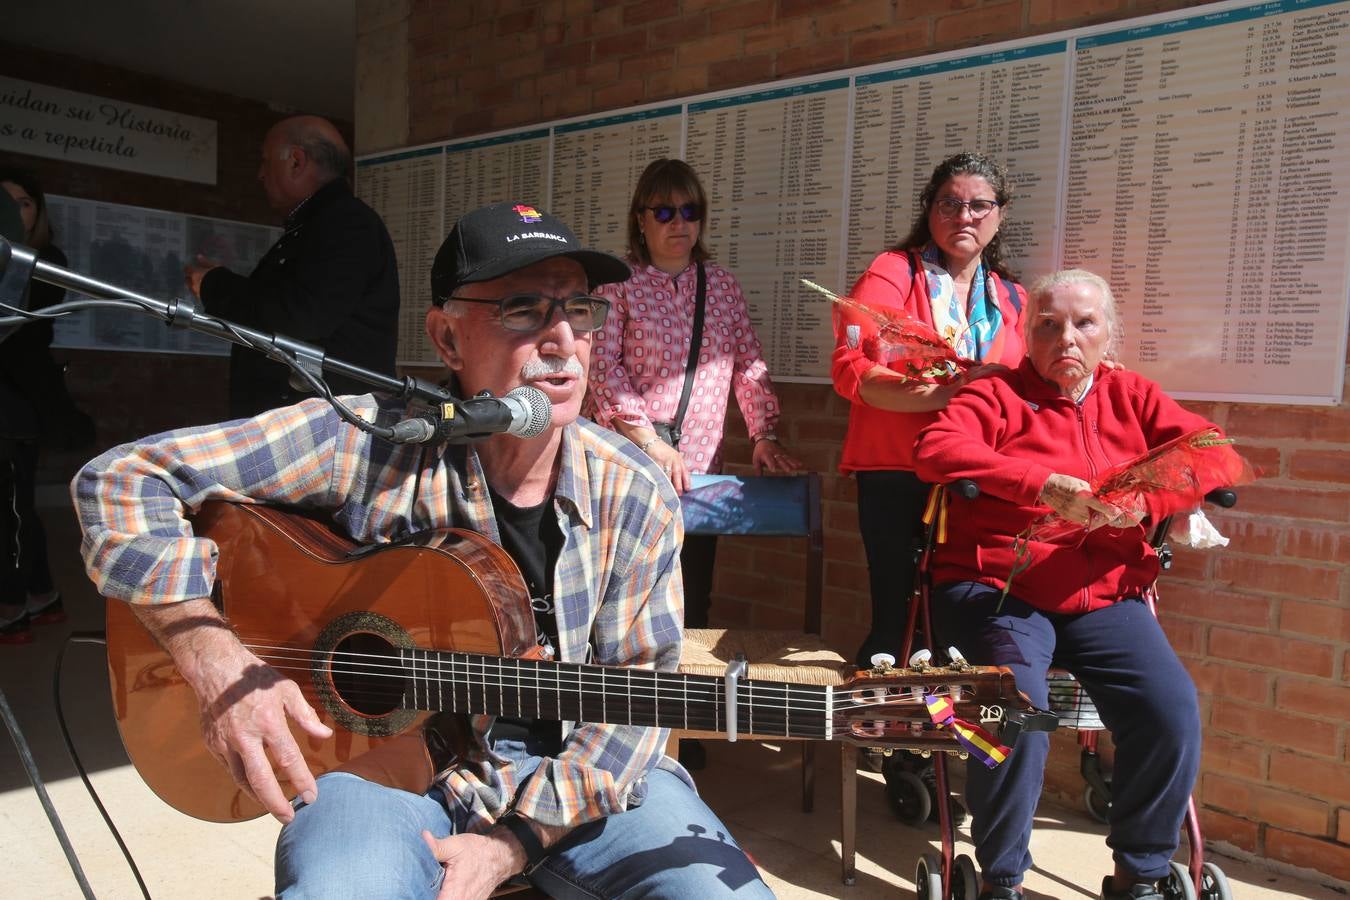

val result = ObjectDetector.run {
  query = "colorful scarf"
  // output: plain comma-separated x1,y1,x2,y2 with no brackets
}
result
919,243,1004,362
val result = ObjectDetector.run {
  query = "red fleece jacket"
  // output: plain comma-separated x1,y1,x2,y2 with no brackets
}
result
913,360,1231,614
831,250,1027,473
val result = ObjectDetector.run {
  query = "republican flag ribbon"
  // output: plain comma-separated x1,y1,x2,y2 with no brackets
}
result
924,693,1011,769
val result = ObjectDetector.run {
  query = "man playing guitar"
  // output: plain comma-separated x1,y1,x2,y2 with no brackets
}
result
74,202,775,899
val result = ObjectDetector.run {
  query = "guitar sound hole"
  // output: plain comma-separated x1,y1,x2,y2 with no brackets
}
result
330,632,407,716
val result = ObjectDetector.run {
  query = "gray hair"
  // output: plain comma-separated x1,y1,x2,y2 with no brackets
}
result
297,135,351,181
1025,269,1122,361
279,118,352,182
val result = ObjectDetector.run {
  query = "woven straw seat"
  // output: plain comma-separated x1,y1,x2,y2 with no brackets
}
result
679,628,850,685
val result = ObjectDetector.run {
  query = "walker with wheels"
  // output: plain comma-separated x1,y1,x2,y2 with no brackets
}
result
881,479,1237,900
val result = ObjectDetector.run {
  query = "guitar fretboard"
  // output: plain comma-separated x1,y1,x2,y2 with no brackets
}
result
400,649,833,740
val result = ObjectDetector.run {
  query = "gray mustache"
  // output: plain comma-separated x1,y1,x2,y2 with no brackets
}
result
520,356,584,380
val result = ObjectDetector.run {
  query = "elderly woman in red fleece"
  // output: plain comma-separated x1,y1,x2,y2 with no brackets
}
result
913,269,1243,900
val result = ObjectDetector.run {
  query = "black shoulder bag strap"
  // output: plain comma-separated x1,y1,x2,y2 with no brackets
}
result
668,262,707,447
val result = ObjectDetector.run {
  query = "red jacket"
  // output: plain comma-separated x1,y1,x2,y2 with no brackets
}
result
831,250,1027,473
913,360,1230,615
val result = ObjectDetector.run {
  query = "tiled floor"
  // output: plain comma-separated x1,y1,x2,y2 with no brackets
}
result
1,500,1341,898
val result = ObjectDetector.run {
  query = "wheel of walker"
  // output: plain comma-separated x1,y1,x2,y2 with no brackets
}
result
1200,862,1232,900
915,853,944,900
952,854,980,900
1161,860,1198,900
886,768,932,827
1083,779,1112,824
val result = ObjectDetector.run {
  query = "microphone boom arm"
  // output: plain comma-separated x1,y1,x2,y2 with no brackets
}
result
10,245,455,408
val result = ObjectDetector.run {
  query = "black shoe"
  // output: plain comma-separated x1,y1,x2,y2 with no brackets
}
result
885,752,971,826
0,610,33,645
1100,876,1162,900
977,887,1022,899
26,591,65,625
935,792,970,827
858,748,886,773
678,738,707,771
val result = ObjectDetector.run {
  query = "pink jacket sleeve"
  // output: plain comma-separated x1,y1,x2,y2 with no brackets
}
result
587,278,653,430
725,272,780,440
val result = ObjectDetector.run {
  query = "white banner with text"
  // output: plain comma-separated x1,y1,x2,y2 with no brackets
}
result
0,76,218,184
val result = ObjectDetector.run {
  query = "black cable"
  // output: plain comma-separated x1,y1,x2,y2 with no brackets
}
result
0,682,97,899
215,316,400,441
55,630,153,900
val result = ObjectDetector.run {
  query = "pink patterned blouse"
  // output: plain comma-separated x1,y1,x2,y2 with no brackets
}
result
587,260,781,474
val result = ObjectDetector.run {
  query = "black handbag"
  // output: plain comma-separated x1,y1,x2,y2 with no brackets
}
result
652,262,706,448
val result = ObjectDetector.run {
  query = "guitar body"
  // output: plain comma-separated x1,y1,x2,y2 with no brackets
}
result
105,501,536,823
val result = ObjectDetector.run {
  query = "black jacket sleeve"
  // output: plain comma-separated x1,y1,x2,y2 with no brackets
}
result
198,203,390,345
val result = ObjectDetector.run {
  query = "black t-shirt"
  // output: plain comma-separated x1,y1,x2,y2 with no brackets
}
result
488,486,565,752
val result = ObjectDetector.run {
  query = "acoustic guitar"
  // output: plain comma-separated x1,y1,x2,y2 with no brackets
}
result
107,501,1048,823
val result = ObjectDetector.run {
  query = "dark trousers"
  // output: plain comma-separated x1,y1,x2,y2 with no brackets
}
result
0,453,20,608
854,470,930,665
0,442,54,608
13,442,51,594
680,534,717,628
933,584,1200,887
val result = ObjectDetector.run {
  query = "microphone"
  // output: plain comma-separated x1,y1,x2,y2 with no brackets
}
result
388,385,552,444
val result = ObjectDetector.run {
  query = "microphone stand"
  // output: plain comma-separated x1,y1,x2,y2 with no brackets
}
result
0,236,455,409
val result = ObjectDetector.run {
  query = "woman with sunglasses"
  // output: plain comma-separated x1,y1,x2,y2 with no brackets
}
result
588,158,803,639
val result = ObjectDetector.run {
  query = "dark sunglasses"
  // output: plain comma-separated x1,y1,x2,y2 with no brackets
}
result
643,203,703,224
445,293,611,333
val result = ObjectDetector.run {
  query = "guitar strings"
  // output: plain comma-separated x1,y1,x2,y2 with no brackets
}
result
242,661,949,739
238,640,977,715
240,640,971,708
237,649,974,740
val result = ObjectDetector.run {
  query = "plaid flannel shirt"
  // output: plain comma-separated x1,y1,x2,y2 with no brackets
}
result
73,395,689,831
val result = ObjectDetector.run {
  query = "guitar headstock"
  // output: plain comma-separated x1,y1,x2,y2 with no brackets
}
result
834,658,1056,755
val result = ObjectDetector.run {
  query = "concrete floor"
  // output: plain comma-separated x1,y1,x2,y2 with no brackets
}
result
1,500,1341,899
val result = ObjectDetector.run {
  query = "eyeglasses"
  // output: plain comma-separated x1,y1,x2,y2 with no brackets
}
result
934,197,1001,220
642,203,703,224
446,293,611,333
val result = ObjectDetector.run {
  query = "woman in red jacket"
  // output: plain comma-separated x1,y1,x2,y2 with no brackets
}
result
832,152,1027,669
914,270,1239,900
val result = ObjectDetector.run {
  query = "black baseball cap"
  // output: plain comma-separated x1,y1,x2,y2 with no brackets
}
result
430,201,630,304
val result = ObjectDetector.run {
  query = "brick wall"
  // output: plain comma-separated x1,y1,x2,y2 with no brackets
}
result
391,0,1350,883
0,42,351,479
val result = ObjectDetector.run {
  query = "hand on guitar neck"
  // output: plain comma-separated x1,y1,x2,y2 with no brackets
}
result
129,596,333,823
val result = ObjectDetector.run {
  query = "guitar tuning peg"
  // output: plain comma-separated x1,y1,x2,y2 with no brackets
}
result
946,646,969,668
908,648,932,669
869,652,897,671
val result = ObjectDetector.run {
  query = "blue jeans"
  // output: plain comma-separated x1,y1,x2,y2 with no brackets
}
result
932,585,1201,888
275,740,774,899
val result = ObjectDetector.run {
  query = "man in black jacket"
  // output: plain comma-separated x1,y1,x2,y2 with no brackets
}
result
185,116,400,419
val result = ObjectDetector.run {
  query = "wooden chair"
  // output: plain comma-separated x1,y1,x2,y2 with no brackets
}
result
671,473,861,884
